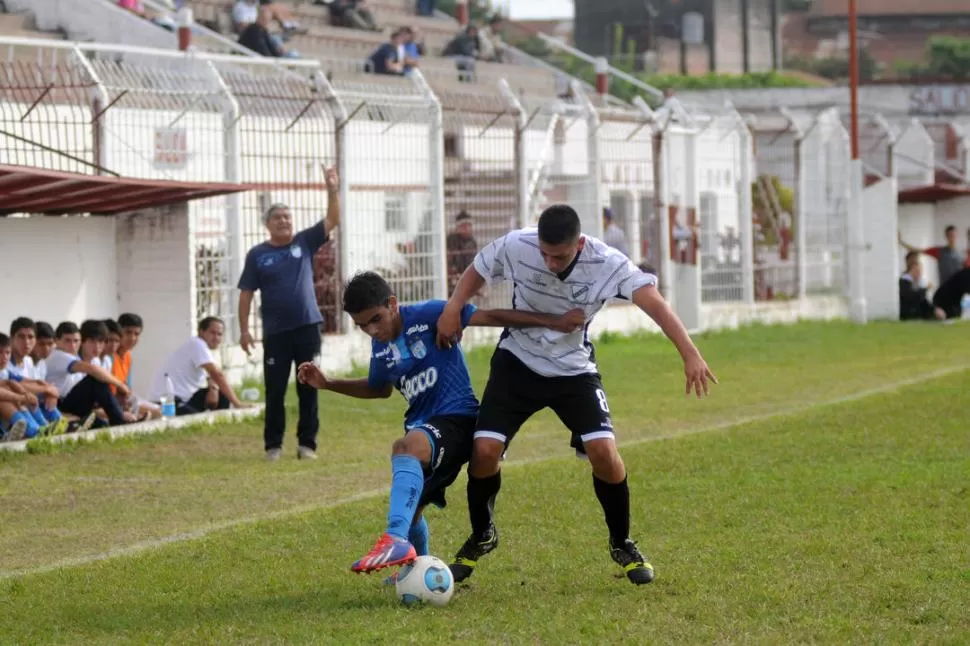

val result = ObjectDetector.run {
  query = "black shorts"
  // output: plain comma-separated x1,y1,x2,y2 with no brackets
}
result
408,415,475,509
475,349,614,454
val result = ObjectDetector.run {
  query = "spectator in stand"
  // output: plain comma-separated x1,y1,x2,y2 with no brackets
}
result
46,321,134,428
415,0,435,17
231,0,303,35
148,316,248,416
118,0,177,31
403,27,423,73
899,253,944,321
446,210,478,294
7,318,69,435
602,207,630,258
477,15,505,63
30,321,55,382
442,24,480,80
368,28,412,76
314,240,341,334
932,266,970,321
238,167,340,462
899,225,968,287
239,7,301,58
325,0,379,31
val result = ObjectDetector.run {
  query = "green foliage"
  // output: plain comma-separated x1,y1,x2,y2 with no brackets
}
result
926,35,970,80
785,49,878,82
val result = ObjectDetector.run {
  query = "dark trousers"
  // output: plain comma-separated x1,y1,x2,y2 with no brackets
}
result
175,388,232,416
60,376,127,426
263,324,321,451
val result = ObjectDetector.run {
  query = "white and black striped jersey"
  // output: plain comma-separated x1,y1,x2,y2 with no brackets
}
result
473,228,657,377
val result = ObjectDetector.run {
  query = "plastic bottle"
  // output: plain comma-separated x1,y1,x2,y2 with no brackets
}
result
160,373,177,418
961,294,970,319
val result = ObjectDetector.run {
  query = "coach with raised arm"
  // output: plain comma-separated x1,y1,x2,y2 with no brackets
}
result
238,167,340,462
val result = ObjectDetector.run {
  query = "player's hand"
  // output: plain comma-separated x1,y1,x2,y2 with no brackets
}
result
116,383,132,398
436,305,463,349
323,165,339,193
297,362,328,390
550,308,585,333
240,331,255,356
205,388,219,410
21,392,38,408
684,353,717,398
934,307,947,321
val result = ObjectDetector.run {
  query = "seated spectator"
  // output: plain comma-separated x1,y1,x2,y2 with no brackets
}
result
403,27,423,72
899,254,944,321
325,0,379,31
478,15,505,63
118,0,177,30
367,28,411,76
6,318,69,435
931,266,970,320
415,0,435,17
0,333,51,439
0,383,31,442
446,210,477,293
442,24,480,80
46,321,134,427
30,321,55,382
602,207,630,258
148,316,248,416
239,7,301,58
232,0,303,35
113,313,161,420
102,319,122,373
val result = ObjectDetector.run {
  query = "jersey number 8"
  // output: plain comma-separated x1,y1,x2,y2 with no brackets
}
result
595,388,610,414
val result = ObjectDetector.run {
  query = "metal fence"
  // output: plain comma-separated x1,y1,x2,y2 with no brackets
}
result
11,36,964,354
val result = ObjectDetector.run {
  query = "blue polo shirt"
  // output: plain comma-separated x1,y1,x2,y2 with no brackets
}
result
238,225,328,337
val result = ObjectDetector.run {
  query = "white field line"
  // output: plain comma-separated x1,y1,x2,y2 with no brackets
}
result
1,364,965,581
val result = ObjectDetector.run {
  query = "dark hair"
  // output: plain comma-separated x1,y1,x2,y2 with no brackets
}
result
905,250,920,264
118,313,143,329
198,316,224,334
945,225,957,235
10,317,35,337
0,333,9,348
538,205,582,245
55,321,79,338
35,321,55,340
455,210,471,223
80,319,108,342
638,263,657,275
343,271,393,314
103,319,122,336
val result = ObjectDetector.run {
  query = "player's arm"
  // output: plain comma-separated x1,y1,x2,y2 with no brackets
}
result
632,284,717,398
17,378,59,399
438,234,513,347
296,362,393,399
70,360,131,396
322,166,340,236
468,308,585,333
200,363,246,408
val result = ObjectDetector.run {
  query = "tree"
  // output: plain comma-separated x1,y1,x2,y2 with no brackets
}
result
926,36,970,81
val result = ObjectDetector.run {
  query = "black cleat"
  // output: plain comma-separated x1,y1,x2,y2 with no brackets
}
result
609,538,655,585
449,524,499,582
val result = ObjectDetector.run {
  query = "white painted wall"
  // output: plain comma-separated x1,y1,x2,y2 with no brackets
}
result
115,205,195,396
0,216,117,328
862,179,900,320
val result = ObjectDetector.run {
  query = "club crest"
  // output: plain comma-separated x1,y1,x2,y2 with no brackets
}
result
410,338,427,359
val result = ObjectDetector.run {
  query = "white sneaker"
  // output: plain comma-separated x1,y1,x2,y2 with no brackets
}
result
297,446,317,460
265,448,282,462
2,419,27,442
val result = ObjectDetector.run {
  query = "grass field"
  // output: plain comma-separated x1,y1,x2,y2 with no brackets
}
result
1,321,969,644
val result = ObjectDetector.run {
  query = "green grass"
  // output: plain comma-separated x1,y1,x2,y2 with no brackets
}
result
1,321,969,644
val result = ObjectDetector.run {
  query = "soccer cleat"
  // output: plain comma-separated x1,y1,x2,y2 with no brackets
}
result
2,419,27,443
351,533,417,573
265,448,282,462
449,524,499,583
297,446,317,460
609,538,655,585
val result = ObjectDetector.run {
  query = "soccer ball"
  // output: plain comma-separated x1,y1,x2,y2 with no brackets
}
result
395,555,455,607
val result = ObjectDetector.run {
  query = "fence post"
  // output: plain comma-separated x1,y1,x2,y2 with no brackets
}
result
736,114,755,306
71,46,111,174
847,155,868,324
313,70,348,331
498,79,529,230
795,124,808,302
206,60,243,342
576,87,605,239
410,69,448,300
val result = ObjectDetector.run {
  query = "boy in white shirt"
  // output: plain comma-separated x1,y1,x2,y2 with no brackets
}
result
1,333,49,439
6,318,68,435
47,320,134,427
30,321,56,382
149,316,248,415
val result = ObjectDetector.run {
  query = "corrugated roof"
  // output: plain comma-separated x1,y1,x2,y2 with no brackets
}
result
810,0,969,17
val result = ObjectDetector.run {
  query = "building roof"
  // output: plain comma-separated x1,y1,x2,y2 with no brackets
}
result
0,164,245,216
898,183,970,204
810,0,969,17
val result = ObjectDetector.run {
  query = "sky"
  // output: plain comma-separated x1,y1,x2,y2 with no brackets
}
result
503,0,574,20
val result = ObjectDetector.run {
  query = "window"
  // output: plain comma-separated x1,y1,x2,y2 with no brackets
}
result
384,193,407,232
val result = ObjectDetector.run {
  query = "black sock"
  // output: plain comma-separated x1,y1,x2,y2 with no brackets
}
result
467,471,501,539
593,475,630,546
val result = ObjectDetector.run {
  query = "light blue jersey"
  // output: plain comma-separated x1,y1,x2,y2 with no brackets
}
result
367,300,478,428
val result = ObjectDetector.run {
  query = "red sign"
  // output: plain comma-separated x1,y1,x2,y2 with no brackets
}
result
154,127,188,170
